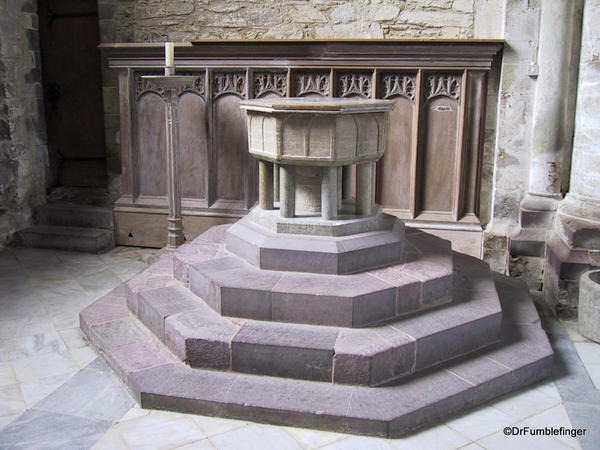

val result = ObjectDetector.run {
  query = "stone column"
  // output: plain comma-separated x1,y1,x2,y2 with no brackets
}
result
342,165,353,200
259,160,274,210
356,162,374,216
321,166,338,220
279,165,296,218
165,88,184,249
522,0,583,214
556,0,600,249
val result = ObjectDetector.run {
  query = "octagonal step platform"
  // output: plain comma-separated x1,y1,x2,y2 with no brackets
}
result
81,221,553,437
81,264,552,438
117,253,500,387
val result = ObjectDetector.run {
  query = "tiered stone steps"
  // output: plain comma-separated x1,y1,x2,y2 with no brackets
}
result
19,202,114,253
81,222,553,436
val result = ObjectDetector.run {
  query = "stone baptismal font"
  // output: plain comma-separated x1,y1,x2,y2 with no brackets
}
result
82,96,553,437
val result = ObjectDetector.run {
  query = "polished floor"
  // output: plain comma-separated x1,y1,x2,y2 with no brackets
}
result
0,246,598,449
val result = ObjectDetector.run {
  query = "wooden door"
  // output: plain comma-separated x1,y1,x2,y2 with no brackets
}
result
38,0,106,188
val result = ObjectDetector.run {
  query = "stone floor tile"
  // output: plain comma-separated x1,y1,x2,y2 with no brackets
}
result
35,367,134,422
574,342,600,391
533,379,563,402
40,291,95,316
319,435,396,450
0,409,112,450
0,316,55,341
560,320,587,344
458,444,485,450
2,331,68,361
116,411,207,450
446,404,517,442
190,415,250,437
0,384,27,421
18,375,71,408
119,405,152,422
91,427,130,449
0,362,16,387
490,383,561,420
0,413,20,432
58,328,89,350
77,267,127,294
281,425,345,449
173,439,217,450
389,423,471,450
209,424,302,450
69,346,99,369
524,405,580,448
0,295,47,321
478,422,574,450
36,279,88,300
11,350,78,384
111,260,150,282
48,308,85,330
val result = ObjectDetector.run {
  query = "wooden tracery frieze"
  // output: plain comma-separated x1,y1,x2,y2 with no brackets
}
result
381,73,416,102
426,74,461,101
294,72,330,97
135,73,165,99
176,72,205,97
254,72,287,98
337,73,372,98
213,72,246,99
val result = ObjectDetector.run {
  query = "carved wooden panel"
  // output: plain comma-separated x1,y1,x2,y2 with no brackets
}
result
107,41,501,246
421,95,459,213
294,72,330,97
136,93,166,197
178,92,207,199
214,95,248,203
336,72,372,98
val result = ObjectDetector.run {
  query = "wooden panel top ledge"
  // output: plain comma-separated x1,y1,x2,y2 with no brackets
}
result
101,40,504,70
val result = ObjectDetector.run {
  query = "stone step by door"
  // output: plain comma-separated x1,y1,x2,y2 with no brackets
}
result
18,202,115,253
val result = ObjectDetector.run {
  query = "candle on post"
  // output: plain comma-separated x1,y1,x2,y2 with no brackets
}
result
165,42,175,76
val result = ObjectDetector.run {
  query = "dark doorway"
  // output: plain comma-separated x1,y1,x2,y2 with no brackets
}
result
38,0,106,188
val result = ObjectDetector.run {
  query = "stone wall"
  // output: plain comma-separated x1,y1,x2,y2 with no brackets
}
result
98,0,480,43
482,0,540,272
97,0,508,210
0,0,48,248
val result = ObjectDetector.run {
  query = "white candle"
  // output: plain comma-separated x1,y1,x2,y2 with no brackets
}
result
165,42,174,73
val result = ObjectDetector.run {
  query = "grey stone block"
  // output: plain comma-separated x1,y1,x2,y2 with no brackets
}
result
107,340,179,386
211,267,281,321
271,272,395,327
333,326,415,386
173,241,226,283
88,317,149,352
19,225,114,253
247,206,397,237
164,308,239,369
188,257,246,312
79,285,129,335
369,265,422,315
225,217,405,275
394,286,502,371
130,362,239,413
191,223,233,244
232,321,338,381
125,270,176,315
137,284,201,341
35,203,113,230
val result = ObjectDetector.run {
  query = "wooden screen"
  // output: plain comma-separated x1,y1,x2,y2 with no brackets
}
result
107,41,501,247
